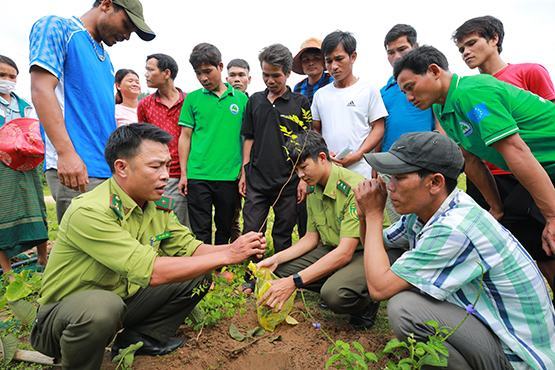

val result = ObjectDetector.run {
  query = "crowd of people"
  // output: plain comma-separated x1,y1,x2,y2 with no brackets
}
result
0,0,554,369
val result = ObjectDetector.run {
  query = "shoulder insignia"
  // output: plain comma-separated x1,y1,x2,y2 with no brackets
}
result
336,179,351,196
155,196,175,211
110,194,124,220
306,185,315,194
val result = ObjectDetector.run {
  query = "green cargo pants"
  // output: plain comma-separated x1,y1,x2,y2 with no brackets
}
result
275,246,372,315
30,275,209,370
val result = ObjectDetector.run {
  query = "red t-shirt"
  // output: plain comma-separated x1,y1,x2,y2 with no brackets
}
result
137,90,186,178
487,63,555,175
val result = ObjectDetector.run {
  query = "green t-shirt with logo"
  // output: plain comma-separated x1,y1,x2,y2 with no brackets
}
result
179,83,248,180
433,73,555,176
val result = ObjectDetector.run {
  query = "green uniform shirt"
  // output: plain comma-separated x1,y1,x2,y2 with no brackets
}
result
433,73,555,176
306,164,364,247
178,83,248,181
38,179,202,305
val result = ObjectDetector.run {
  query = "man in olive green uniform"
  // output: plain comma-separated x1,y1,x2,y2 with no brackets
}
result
257,131,379,328
30,124,265,370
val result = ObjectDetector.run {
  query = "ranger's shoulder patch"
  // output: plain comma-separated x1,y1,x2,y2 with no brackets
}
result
336,179,351,196
155,196,175,212
110,194,123,220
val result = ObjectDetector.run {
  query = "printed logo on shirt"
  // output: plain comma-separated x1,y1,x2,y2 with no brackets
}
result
459,121,473,136
229,103,240,115
346,100,356,107
466,103,490,124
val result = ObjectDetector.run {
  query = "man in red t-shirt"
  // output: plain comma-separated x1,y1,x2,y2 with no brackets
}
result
453,15,555,294
138,53,190,227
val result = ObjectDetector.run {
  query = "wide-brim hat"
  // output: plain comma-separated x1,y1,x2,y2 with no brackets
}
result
113,0,156,41
292,37,323,75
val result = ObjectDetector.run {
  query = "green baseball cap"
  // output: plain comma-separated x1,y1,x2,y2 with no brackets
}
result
363,131,464,180
113,0,155,41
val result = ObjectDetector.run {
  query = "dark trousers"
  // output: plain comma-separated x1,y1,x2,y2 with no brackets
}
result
30,275,209,370
296,200,307,238
242,181,297,254
187,179,239,245
466,174,554,261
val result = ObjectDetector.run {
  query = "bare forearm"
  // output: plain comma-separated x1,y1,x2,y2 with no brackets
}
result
150,253,229,286
178,129,191,175
363,212,393,297
463,151,502,213
313,120,321,134
193,243,229,256
242,139,253,166
356,119,384,156
31,78,74,155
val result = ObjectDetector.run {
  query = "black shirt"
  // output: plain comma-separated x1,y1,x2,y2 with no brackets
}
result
242,88,311,194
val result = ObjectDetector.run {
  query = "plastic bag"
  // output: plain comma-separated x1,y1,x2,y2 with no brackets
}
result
248,261,296,332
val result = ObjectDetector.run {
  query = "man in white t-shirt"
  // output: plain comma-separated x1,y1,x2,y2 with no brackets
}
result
312,31,388,179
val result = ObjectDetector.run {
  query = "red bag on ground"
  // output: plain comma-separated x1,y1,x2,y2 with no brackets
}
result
0,118,44,171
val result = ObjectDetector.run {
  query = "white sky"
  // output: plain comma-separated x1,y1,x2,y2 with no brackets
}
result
3,0,555,101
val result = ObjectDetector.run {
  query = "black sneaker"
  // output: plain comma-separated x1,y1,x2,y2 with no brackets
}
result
349,302,380,329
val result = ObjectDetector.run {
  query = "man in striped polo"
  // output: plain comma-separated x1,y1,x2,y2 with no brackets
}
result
356,132,555,370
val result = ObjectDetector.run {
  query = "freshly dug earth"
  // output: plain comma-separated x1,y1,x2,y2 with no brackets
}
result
102,296,393,369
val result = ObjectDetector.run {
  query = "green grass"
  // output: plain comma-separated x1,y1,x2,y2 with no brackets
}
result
45,203,58,241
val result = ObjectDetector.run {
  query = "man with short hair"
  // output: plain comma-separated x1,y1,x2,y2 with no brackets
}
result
312,30,388,179
380,24,435,223
240,44,311,275
29,0,156,222
258,131,380,328
138,53,190,227
178,43,247,245
292,37,333,104
357,131,555,370
30,124,265,370
226,58,251,94
453,16,555,272
394,46,555,291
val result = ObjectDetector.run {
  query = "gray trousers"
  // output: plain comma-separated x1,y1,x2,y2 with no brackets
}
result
31,275,209,370
45,169,105,223
165,177,190,228
275,246,372,315
387,290,512,370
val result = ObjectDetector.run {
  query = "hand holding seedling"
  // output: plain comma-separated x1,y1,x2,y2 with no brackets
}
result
258,276,296,311
227,232,266,264
257,255,279,272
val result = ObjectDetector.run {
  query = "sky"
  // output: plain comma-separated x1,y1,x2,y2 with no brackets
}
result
3,0,555,101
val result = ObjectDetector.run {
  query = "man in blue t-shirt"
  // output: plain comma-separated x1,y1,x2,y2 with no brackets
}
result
380,24,436,223
29,0,155,222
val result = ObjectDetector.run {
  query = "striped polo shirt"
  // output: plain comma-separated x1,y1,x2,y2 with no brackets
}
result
386,190,555,370
293,71,333,104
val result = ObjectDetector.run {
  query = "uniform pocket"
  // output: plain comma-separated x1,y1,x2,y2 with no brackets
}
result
80,261,121,290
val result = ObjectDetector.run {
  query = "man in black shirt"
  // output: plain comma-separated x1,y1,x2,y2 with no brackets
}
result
240,44,311,282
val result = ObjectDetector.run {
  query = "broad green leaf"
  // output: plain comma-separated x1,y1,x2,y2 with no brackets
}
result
325,353,343,369
247,326,265,338
285,315,298,325
9,300,36,326
365,352,379,362
0,335,18,363
228,324,246,342
352,341,365,354
382,338,408,354
112,341,143,370
5,280,32,302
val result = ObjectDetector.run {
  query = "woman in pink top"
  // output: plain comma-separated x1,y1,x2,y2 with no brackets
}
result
115,69,140,126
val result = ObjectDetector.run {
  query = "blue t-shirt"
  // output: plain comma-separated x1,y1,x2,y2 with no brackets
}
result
29,16,116,178
380,76,434,152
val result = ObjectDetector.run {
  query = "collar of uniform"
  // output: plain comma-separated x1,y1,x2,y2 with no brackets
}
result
108,178,155,220
264,86,292,101
439,73,461,117
202,82,235,97
319,164,341,200
0,93,18,111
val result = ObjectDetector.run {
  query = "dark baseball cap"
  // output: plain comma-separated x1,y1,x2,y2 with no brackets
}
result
113,0,155,41
363,132,464,180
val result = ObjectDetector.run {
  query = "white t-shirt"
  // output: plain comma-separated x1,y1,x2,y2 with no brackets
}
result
115,104,138,127
311,79,388,178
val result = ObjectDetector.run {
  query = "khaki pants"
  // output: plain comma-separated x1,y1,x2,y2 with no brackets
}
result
31,275,209,370
275,246,371,315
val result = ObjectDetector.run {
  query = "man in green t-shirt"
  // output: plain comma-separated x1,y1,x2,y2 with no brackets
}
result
178,43,248,245
257,131,379,328
393,45,555,292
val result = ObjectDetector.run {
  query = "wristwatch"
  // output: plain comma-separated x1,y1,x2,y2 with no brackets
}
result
292,273,304,289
